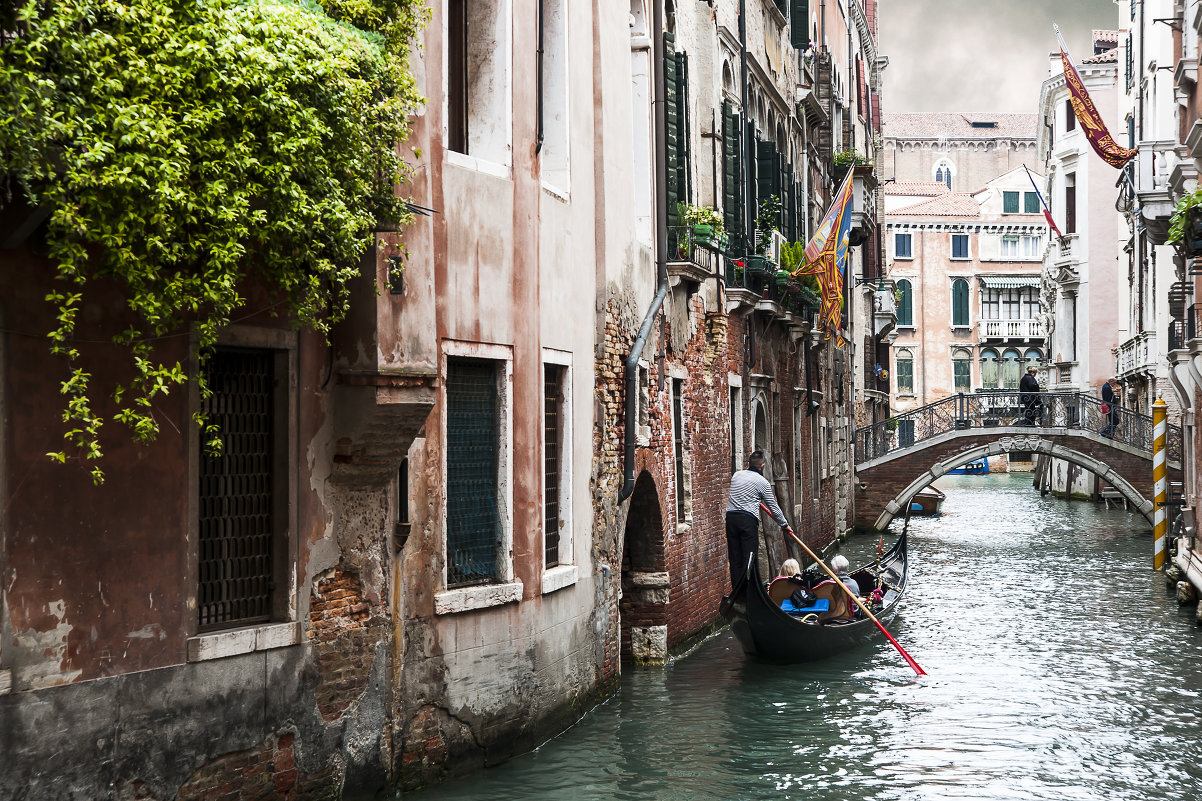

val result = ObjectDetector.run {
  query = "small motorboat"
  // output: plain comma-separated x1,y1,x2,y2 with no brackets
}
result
720,532,909,663
908,486,945,516
947,458,989,474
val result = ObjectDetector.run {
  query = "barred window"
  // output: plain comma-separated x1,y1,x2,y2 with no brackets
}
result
544,364,565,569
446,358,502,588
198,347,286,631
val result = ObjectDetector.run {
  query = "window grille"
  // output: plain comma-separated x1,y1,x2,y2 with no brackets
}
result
198,348,278,630
544,365,564,568
446,358,501,588
672,378,686,520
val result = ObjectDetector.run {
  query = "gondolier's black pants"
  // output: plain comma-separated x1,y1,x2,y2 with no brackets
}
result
726,510,759,593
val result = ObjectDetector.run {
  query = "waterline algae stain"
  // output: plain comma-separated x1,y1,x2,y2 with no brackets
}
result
404,474,1202,801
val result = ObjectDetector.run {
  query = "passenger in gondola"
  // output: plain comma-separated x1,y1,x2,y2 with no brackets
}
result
829,554,862,619
775,558,802,581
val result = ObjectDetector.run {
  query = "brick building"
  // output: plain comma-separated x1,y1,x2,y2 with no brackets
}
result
0,0,885,797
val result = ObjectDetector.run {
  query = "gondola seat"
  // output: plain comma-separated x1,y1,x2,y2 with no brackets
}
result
766,576,807,606
810,580,851,623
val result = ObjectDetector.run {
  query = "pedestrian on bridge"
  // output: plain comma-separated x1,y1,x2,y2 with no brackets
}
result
725,451,792,594
1020,366,1042,425
1101,378,1120,438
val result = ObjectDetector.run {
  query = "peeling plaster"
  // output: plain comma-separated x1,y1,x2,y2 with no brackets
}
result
14,599,82,689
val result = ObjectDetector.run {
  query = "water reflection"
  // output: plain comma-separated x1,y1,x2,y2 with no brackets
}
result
406,474,1202,800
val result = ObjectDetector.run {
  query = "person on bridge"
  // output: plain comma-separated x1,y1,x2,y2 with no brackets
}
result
725,451,792,594
1101,378,1120,438
1020,366,1042,425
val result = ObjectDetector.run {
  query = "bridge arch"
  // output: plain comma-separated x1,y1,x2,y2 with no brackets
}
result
870,436,1154,532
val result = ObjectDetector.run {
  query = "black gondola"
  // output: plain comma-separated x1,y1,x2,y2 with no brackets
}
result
720,531,909,663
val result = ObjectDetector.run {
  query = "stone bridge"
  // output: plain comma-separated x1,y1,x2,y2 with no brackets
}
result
853,392,1183,532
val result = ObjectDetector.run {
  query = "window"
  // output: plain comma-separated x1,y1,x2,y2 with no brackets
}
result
1022,289,1039,320
1024,192,1040,214
896,279,913,326
543,363,566,569
1065,98,1076,132
934,159,953,190
895,232,912,259
1021,235,1041,259
446,357,504,588
790,0,810,49
664,32,691,227
1024,348,1042,375
1001,235,1019,258
980,348,999,389
953,348,972,392
1003,191,1019,214
981,287,1037,320
1002,348,1021,389
722,100,744,253
952,279,969,326
198,344,292,631
1064,173,1076,234
446,0,512,164
672,377,688,522
539,0,569,191
895,349,914,394
729,378,744,475
951,234,968,259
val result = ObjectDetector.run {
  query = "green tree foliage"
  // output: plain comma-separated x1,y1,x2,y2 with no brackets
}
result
0,0,428,482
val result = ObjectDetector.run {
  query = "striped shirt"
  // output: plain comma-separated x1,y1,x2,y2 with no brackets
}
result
725,469,789,529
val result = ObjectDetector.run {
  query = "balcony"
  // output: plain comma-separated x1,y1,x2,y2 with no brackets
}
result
1169,303,1202,351
872,283,897,338
667,226,725,285
849,165,878,246
978,318,1043,341
1114,330,1159,377
1136,142,1179,244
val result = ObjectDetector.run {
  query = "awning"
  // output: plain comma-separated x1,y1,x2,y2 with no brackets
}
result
979,276,1040,289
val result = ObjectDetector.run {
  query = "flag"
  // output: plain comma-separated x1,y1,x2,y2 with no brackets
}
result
1057,25,1137,168
789,171,854,346
1023,164,1064,240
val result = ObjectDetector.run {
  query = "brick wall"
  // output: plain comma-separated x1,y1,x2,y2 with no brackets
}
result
176,731,343,801
308,567,376,722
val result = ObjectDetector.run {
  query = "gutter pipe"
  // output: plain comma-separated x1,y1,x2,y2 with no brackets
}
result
619,0,670,503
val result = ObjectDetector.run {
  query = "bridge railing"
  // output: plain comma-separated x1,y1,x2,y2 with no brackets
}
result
855,391,1182,465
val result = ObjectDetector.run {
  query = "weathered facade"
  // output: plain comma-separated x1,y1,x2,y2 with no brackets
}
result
0,0,885,797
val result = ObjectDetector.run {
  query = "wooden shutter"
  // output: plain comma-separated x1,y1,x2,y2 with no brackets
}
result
790,0,810,49
723,101,743,252
664,32,682,228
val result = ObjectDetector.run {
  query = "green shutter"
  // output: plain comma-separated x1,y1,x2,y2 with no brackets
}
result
664,32,682,228
790,0,810,49
722,101,743,252
1003,191,1019,214
1024,192,1040,213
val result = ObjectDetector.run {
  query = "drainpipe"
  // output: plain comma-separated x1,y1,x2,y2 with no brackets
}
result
619,0,669,503
535,0,545,154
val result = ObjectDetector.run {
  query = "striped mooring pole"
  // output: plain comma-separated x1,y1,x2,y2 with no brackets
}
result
1153,396,1168,571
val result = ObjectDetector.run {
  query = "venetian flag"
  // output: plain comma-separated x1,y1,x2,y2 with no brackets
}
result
790,170,854,346
1023,164,1064,240
1057,24,1137,168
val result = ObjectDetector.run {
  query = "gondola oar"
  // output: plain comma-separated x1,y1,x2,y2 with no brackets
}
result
761,504,926,676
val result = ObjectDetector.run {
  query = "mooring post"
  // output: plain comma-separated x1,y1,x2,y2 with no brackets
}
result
1152,396,1168,571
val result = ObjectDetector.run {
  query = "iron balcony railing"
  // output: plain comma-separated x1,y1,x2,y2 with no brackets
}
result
855,391,1182,466
1168,302,1202,351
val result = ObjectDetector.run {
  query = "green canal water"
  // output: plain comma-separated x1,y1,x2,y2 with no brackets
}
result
405,473,1202,800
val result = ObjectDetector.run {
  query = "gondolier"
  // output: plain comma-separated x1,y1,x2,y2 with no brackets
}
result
725,451,792,593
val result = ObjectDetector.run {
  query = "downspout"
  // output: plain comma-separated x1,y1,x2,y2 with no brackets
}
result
619,0,669,503
535,0,545,154
739,0,756,370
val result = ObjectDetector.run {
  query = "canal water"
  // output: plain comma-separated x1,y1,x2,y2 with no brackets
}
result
406,473,1202,800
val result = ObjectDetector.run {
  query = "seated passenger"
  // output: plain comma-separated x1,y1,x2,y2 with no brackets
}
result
829,554,860,596
775,558,802,581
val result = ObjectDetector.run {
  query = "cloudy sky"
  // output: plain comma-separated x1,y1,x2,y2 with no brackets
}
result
879,0,1119,113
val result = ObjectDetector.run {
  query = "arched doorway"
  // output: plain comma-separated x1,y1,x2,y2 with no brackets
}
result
621,470,668,664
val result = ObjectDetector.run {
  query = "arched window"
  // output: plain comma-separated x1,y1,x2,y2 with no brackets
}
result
1024,348,1042,375
897,279,913,327
952,348,972,393
951,279,969,327
980,348,999,389
895,349,914,395
933,158,954,190
1002,348,1021,389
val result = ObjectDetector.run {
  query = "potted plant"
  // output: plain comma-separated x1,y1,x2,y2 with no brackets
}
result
681,204,725,249
746,194,781,273
833,148,872,182
1169,187,1202,256
795,273,821,310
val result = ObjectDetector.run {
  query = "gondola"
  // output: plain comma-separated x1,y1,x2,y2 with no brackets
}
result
721,531,909,663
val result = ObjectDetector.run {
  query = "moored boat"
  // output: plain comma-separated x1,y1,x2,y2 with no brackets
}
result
721,532,909,663
909,485,945,516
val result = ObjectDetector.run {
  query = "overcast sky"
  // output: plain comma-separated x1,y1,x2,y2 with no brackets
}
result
879,0,1119,113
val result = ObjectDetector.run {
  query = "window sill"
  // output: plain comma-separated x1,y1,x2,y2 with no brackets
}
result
187,621,300,662
435,581,523,615
542,565,579,595
542,182,571,203
446,150,512,180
